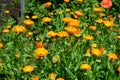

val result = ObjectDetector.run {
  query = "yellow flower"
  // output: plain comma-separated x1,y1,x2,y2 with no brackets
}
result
49,73,57,79
25,15,30,19
74,11,83,17
44,2,52,7
107,53,118,60
99,13,105,17
68,19,80,27
77,0,83,2
64,0,70,3
0,43,3,48
80,64,91,70
57,31,69,38
6,25,11,29
41,17,52,23
56,78,64,80
83,34,94,40
91,43,97,48
5,10,10,14
35,48,48,58
92,48,102,56
93,8,103,12
23,20,34,26
48,12,54,16
15,53,20,58
31,75,38,80
22,65,34,72
2,29,9,33
12,25,26,34
103,20,114,28
32,15,38,19
117,35,120,39
62,17,74,24
65,26,80,34
96,19,104,24
66,8,70,12
47,31,57,37
89,26,97,31
25,32,33,37
117,66,120,73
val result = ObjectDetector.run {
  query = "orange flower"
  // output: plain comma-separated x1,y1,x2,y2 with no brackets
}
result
117,66,120,73
49,73,57,79
100,46,105,53
36,41,43,48
6,25,11,29
57,31,69,38
65,26,80,34
2,29,9,33
99,13,105,17
35,48,48,58
117,36,120,39
56,78,64,80
92,48,102,56
80,64,91,70
22,65,34,73
15,53,20,58
41,17,52,23
103,20,114,28
86,48,91,56
77,0,83,2
91,43,97,48
74,11,83,17
118,14,120,19
32,15,38,19
101,0,112,9
5,10,10,14
93,8,103,12
47,31,57,37
25,32,33,37
83,34,94,40
0,43,3,48
107,53,118,60
23,20,34,26
96,19,104,24
62,17,74,24
89,26,97,31
31,76,38,80
64,0,70,3
12,25,26,34
25,15,30,19
43,2,52,7
68,20,80,27
66,8,70,12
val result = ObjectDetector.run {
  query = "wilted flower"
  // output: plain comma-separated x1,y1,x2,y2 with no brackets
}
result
91,43,97,48
107,53,118,60
23,20,34,26
101,0,112,9
12,25,26,34
57,31,69,38
35,48,48,58
43,2,52,7
92,48,102,56
86,48,91,56
80,64,91,70
41,17,52,23
47,31,57,37
2,29,9,33
22,65,34,72
0,43,3,48
31,75,38,80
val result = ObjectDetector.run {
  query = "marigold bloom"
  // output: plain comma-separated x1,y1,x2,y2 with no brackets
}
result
41,17,52,23
86,48,91,56
2,29,9,33
118,14,120,19
117,36,120,39
23,20,34,26
25,15,30,19
0,43,3,48
117,66,120,73
25,32,33,37
89,26,97,31
36,41,43,48
15,53,20,58
5,10,10,14
64,0,70,3
49,73,57,79
62,17,74,24
91,43,97,48
107,53,118,60
83,34,94,40
35,48,48,58
65,26,80,34
92,48,102,56
74,11,83,17
99,13,105,17
6,25,11,29
101,0,112,9
80,64,91,70
93,8,103,12
103,20,114,28
77,0,83,2
44,2,52,7
57,31,69,38
66,8,70,12
32,15,38,19
56,78,64,80
12,25,26,34
47,31,57,37
100,46,105,53
31,76,38,80
68,20,80,27
96,19,104,24
22,65,34,72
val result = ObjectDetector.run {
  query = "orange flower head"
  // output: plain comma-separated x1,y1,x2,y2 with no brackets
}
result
83,34,94,40
101,0,112,9
74,11,83,17
91,43,97,48
96,19,104,24
99,13,105,17
66,8,70,12
57,31,69,38
47,31,57,37
15,53,20,58
12,25,26,34
65,26,80,34
117,36,120,40
56,78,64,80
62,17,74,24
103,20,114,28
117,66,120,73
49,73,57,79
32,15,38,19
43,2,52,7
89,26,97,31
31,76,38,80
36,41,43,48
0,43,3,48
86,48,91,56
68,19,80,27
5,10,10,14
64,0,70,3
23,20,34,26
2,29,9,33
80,64,91,70
35,48,48,58
25,15,30,19
6,25,11,29
22,65,34,73
107,53,118,60
92,48,102,56
41,17,52,23
77,0,83,2
93,8,103,12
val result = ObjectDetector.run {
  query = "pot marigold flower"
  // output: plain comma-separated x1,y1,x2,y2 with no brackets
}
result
66,8,70,12
117,66,120,73
22,65,34,73
103,20,114,28
96,19,104,24
99,13,105,17
80,64,91,70
92,48,102,56
2,29,9,33
56,78,64,80
6,25,11,29
31,75,38,80
91,43,97,48
23,20,34,26
118,14,120,19
57,31,69,38
35,48,48,58
49,73,57,79
62,17,74,24
15,53,20,58
47,31,57,37
65,26,80,34
93,8,103,13
117,36,120,39
77,0,83,2
86,48,91,56
25,32,33,37
64,0,70,3
32,15,38,19
101,0,112,9
68,20,80,27
0,43,3,48
89,26,97,31
83,34,94,40
5,10,10,14
74,11,83,17
43,2,52,7
12,25,26,34
41,17,52,23
25,15,30,19
107,53,118,60
36,41,43,48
